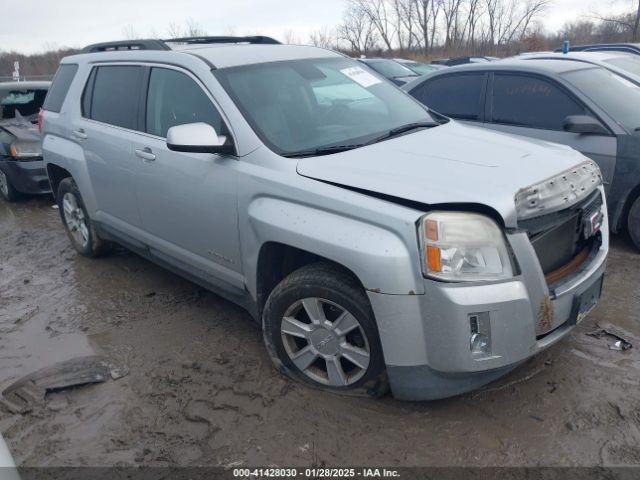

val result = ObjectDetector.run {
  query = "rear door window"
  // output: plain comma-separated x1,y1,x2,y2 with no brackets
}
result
88,65,144,130
411,74,486,120
145,67,223,138
43,64,78,113
491,74,585,130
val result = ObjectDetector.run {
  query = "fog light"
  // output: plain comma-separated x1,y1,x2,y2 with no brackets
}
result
469,312,491,356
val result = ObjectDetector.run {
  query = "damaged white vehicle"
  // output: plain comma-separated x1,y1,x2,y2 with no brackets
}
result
41,37,608,400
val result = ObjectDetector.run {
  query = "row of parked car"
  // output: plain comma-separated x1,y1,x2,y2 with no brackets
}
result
0,37,630,401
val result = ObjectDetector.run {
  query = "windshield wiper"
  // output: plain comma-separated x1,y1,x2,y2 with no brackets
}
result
282,144,365,158
364,121,437,146
282,121,438,158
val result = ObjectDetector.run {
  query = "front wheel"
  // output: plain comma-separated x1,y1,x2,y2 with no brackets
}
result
0,169,21,202
628,196,640,252
57,177,111,257
262,263,387,396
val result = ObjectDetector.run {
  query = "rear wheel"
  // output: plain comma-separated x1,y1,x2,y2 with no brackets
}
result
262,263,387,396
0,169,20,202
57,177,111,257
628,196,640,252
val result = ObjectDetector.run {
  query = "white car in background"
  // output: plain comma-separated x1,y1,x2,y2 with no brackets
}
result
0,434,19,479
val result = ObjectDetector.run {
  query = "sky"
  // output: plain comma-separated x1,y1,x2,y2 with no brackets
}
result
0,0,634,54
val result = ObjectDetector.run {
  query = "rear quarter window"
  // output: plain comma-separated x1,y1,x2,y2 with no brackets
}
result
43,64,78,113
411,74,485,120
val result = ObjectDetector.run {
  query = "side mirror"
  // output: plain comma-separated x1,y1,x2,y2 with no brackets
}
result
563,115,609,135
166,122,235,155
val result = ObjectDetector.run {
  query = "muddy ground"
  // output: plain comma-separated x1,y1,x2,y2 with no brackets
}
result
0,196,639,468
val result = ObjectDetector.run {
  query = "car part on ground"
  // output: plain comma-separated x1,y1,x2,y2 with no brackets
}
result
1,355,128,415
41,39,608,400
586,326,633,351
403,57,640,252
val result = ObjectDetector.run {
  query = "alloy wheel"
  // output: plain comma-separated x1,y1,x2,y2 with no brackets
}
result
0,170,8,197
62,192,90,248
280,297,371,387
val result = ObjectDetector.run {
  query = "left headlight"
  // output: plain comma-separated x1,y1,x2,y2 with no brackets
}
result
418,211,514,282
10,142,41,159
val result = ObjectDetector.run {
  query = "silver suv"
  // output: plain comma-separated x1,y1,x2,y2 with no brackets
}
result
41,36,608,401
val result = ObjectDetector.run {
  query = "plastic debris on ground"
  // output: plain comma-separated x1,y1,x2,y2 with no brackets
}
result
586,327,633,351
1,356,128,414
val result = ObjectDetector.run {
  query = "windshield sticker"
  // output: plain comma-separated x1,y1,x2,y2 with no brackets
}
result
340,67,382,88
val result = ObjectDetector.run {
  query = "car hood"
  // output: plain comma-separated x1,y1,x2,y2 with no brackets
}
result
296,121,590,227
0,116,41,142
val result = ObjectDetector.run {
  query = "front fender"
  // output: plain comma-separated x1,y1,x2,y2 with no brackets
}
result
245,195,423,296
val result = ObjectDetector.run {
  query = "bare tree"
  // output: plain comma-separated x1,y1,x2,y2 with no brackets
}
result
441,0,463,48
413,0,436,54
337,2,379,54
353,0,396,50
309,26,337,49
184,18,207,37
283,29,301,44
122,25,140,40
392,0,419,52
166,18,207,38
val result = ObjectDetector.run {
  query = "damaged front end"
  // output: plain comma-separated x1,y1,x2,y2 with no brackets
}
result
0,113,43,161
515,160,608,335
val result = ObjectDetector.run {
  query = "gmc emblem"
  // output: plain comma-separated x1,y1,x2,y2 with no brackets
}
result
583,210,604,239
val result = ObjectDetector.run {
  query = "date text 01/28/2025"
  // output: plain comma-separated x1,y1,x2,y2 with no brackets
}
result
232,468,400,477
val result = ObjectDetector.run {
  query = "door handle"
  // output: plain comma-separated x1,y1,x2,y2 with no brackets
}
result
72,129,88,140
135,148,156,162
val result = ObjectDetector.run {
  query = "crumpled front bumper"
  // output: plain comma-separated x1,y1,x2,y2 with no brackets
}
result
368,191,609,401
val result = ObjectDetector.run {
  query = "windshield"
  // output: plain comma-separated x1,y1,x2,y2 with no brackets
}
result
401,61,436,75
215,57,436,156
363,60,416,78
0,88,47,120
603,55,640,78
563,67,640,133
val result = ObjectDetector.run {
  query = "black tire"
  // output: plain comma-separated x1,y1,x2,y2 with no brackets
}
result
628,195,640,252
57,177,112,257
262,262,388,397
0,169,21,202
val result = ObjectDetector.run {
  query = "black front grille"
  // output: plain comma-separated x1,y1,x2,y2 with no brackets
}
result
519,190,602,275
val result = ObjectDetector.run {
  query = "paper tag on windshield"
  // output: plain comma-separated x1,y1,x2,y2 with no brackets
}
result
340,67,382,88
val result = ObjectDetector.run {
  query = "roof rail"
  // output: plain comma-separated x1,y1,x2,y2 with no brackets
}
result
81,39,171,53
80,36,281,54
163,36,281,45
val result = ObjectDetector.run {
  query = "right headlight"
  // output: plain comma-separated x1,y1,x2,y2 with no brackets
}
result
418,211,514,282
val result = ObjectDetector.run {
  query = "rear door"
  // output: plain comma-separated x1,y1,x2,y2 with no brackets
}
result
131,65,242,290
409,72,488,125
484,72,618,191
73,64,145,231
